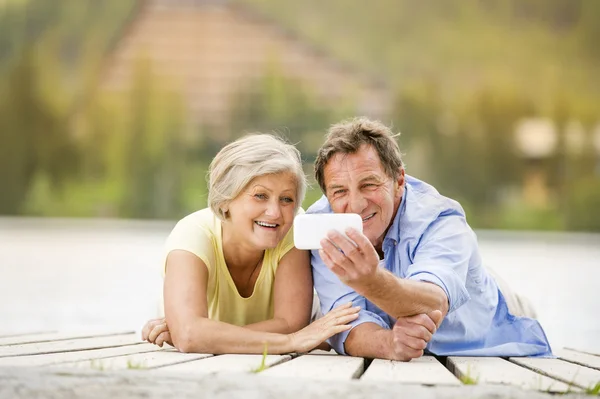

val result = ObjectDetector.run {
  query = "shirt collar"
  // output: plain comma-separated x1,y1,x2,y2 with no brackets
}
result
383,181,408,247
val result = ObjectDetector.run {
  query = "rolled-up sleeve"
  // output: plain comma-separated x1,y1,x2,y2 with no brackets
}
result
405,214,474,313
311,249,390,355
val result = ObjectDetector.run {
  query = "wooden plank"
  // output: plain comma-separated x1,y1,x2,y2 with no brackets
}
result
259,353,364,380
362,356,460,385
510,357,600,391
447,357,573,393
0,333,143,358
0,331,56,339
567,347,600,357
158,354,291,374
56,350,212,370
0,330,134,346
0,343,163,367
308,349,337,356
557,348,600,371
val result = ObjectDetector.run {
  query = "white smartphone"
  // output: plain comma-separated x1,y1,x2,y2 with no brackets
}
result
293,213,363,250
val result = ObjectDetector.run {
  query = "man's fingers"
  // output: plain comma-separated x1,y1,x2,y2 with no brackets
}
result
406,313,437,334
345,228,379,260
325,231,362,262
320,239,348,267
319,249,347,278
403,324,433,342
427,310,444,329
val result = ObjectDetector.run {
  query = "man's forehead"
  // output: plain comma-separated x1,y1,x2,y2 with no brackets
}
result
326,148,383,173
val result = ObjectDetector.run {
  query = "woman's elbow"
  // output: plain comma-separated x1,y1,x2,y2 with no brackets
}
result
171,323,201,353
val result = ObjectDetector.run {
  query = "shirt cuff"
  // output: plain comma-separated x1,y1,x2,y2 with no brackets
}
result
328,310,390,355
409,271,470,313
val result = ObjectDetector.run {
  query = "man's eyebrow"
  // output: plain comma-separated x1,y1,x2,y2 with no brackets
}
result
326,183,345,191
359,174,383,183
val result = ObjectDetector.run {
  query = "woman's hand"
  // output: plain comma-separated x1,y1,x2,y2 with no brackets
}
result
141,318,173,347
288,302,360,353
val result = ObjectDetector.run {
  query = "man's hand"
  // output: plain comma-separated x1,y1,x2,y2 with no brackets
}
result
319,228,380,292
390,310,443,361
141,318,173,347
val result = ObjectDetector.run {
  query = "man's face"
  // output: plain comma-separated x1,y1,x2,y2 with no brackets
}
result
323,144,404,251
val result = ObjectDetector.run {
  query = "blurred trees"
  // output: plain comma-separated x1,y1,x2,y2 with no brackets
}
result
1,0,599,230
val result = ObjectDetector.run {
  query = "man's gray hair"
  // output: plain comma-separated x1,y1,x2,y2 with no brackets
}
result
208,134,307,220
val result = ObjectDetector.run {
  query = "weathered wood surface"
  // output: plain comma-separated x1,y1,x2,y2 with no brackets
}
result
260,352,364,380
0,331,133,347
0,333,142,358
510,357,600,391
0,343,161,367
447,356,574,393
557,348,600,371
0,366,586,399
0,331,598,398
362,356,460,385
58,350,212,370
159,354,291,374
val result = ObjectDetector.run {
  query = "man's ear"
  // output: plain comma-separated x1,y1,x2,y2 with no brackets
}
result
396,168,405,189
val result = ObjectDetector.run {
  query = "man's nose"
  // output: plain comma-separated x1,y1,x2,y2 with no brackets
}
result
348,191,367,213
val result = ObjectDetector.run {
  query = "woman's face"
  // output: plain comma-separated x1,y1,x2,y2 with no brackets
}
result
225,172,298,250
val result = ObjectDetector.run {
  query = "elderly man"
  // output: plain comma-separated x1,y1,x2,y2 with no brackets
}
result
309,117,552,360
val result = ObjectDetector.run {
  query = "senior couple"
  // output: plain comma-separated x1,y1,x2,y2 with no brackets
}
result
142,117,552,360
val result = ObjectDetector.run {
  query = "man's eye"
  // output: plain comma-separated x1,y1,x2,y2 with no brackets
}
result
333,189,346,195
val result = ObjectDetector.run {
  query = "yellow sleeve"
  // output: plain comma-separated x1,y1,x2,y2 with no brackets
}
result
163,215,216,275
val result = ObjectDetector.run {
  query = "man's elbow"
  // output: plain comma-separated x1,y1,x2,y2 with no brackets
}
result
431,289,449,323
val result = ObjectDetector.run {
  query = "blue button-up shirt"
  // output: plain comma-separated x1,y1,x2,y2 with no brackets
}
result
308,175,552,357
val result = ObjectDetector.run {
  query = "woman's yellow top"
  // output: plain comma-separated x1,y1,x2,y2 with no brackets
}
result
163,208,296,326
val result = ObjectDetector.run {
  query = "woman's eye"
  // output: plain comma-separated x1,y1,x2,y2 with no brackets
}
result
254,194,267,200
281,197,295,203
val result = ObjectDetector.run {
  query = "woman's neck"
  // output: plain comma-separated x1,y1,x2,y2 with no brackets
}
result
221,221,264,270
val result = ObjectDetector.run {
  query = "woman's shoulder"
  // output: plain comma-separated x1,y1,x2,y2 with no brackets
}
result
173,208,219,235
167,208,220,250
165,208,220,271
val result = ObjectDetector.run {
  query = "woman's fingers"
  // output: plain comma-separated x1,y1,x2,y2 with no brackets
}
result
148,323,168,344
141,318,164,341
155,331,171,348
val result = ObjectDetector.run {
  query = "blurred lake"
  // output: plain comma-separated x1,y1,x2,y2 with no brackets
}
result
1,217,598,353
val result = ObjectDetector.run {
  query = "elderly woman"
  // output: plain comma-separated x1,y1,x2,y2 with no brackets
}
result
142,134,359,354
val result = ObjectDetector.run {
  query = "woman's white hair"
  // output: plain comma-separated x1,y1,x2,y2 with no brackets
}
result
208,134,307,220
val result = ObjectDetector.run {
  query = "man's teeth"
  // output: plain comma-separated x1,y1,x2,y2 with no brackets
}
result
362,214,375,221
256,221,277,228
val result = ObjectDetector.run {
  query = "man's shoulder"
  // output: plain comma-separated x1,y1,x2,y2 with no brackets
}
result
405,175,465,217
305,195,333,215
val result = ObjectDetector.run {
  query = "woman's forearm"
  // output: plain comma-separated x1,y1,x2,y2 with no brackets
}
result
172,317,293,354
244,317,295,334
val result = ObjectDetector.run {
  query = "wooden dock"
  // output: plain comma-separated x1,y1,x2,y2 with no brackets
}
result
0,331,598,398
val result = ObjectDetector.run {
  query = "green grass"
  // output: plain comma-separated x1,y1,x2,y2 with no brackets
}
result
459,364,479,385
126,359,146,370
90,359,105,371
250,343,269,373
586,381,600,396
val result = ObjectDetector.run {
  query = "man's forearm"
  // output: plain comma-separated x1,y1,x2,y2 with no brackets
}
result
356,268,448,319
344,323,393,359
